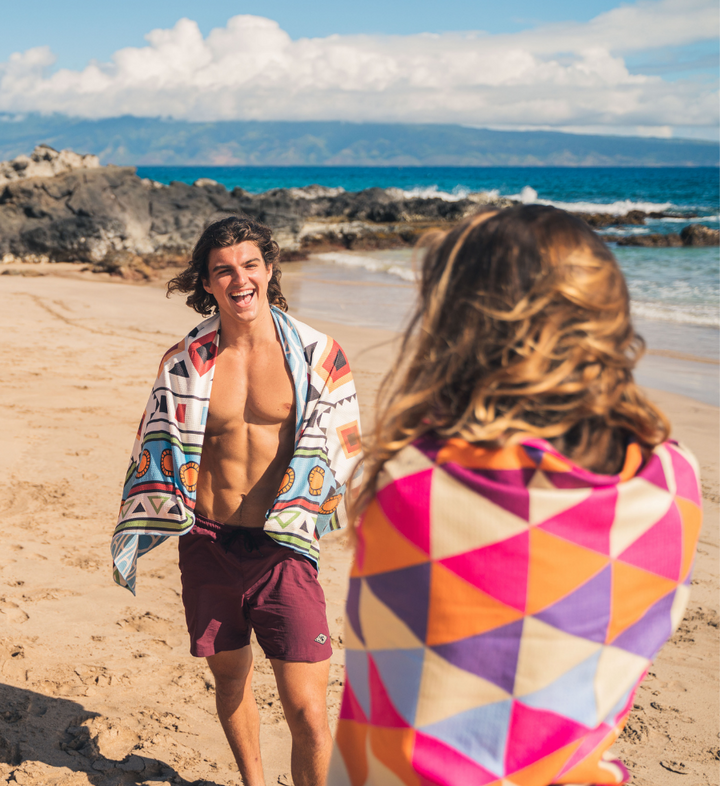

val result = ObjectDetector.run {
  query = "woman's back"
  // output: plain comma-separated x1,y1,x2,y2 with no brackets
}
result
328,206,702,786
330,434,701,785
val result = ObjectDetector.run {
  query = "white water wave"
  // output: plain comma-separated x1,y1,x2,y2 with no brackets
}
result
326,183,708,218
395,184,710,219
398,185,501,202
631,300,720,328
513,185,674,216
652,214,720,224
314,251,417,282
598,226,652,236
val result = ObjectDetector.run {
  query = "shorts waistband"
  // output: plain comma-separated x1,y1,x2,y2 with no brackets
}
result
192,512,271,553
193,512,266,537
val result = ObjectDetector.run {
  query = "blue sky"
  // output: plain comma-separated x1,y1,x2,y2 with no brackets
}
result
1,0,717,139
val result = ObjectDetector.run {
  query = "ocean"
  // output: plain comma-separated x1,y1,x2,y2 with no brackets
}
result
138,165,720,405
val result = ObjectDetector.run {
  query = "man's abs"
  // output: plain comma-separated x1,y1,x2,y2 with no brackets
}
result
195,343,296,527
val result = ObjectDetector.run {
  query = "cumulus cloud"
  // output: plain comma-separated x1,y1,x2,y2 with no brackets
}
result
0,0,717,134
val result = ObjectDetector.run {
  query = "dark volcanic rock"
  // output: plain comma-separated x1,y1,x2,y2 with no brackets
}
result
680,224,720,246
0,155,511,265
575,211,647,228
3,145,713,268
603,225,718,247
17,147,707,266
0,167,153,261
615,233,682,247
0,166,293,262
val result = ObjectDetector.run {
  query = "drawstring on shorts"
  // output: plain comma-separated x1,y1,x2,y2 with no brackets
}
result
219,527,261,553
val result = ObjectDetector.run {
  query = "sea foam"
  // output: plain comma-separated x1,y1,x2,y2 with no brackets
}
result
392,183,682,216
314,252,417,282
512,185,674,216
631,301,720,328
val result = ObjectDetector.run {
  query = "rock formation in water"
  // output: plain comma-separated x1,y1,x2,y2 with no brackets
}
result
0,147,716,276
614,234,683,247
602,226,720,247
680,224,720,246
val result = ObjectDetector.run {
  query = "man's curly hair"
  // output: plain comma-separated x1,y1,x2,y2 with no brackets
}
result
167,215,288,314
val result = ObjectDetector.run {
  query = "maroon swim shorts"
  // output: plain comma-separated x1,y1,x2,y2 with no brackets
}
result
178,513,332,662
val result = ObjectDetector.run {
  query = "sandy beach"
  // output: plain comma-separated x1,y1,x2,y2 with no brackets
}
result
0,266,717,786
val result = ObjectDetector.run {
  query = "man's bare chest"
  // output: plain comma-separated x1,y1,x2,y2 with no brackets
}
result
206,347,295,431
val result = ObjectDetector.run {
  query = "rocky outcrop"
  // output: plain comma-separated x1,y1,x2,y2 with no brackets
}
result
0,166,303,263
614,234,683,247
680,224,720,246
602,227,719,247
0,145,100,188
0,147,715,270
0,150,513,265
581,210,652,228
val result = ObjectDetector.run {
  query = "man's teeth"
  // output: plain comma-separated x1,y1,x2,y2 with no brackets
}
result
230,290,253,303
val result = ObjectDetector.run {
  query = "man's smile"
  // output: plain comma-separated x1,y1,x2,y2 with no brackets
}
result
229,288,255,305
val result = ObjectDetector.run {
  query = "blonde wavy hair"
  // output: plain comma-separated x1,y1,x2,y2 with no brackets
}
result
357,204,669,511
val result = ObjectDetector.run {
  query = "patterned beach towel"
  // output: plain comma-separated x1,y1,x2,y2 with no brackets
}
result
111,307,361,594
329,435,702,786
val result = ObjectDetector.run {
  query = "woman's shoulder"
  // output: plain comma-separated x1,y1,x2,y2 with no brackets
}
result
645,440,701,504
376,438,439,492
380,434,701,497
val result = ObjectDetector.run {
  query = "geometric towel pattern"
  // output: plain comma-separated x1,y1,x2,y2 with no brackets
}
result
111,307,360,594
328,435,702,786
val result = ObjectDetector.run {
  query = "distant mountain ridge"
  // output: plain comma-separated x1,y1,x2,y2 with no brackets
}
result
0,114,717,167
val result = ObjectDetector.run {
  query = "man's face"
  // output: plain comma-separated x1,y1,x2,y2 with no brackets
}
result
203,241,273,326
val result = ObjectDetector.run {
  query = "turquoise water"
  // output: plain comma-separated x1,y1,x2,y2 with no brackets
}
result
615,246,719,327
304,244,720,332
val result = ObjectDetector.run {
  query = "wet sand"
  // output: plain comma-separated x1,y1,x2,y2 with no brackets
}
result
0,269,717,785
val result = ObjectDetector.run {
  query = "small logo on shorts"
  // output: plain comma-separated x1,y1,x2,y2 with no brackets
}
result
314,634,328,644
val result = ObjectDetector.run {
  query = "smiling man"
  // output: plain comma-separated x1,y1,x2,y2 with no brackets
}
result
111,216,362,786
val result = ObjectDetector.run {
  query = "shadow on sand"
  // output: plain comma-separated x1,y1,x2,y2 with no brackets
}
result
0,682,226,785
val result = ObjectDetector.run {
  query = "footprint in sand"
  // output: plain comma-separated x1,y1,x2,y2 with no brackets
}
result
20,588,79,603
619,713,649,744
660,760,690,774
0,599,29,624
63,554,103,572
117,611,174,635
0,480,70,519
649,701,695,724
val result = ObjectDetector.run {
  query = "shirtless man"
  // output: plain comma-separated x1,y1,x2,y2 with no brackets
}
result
190,231,334,786
112,217,361,786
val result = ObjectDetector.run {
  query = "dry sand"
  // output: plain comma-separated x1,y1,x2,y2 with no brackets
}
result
0,269,717,786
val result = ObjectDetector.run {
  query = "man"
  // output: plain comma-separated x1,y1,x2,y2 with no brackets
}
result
111,216,362,786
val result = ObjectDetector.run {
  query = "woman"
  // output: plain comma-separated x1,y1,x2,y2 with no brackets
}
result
328,206,702,786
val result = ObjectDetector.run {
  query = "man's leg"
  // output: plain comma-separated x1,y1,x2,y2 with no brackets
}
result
271,659,333,786
207,646,265,786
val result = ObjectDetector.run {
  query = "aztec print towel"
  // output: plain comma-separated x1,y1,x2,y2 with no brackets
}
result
111,307,361,594
329,435,702,786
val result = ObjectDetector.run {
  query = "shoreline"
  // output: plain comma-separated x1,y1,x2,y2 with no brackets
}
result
2,256,718,408
644,348,718,365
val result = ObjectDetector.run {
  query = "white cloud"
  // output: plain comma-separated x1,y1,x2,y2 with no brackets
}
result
0,0,717,134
